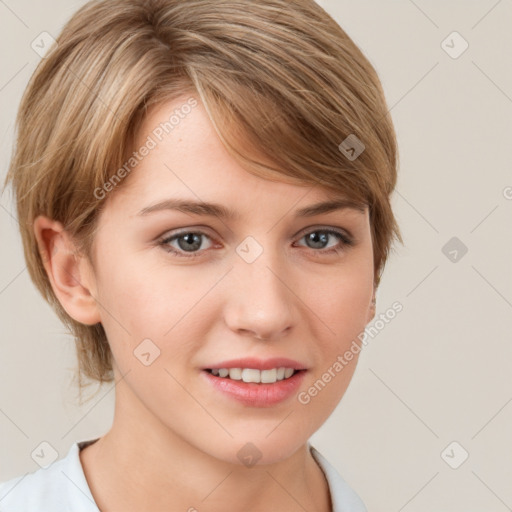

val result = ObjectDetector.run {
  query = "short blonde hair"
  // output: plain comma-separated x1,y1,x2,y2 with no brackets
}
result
3,0,402,396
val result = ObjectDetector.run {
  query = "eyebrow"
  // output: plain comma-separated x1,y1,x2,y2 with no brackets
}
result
137,198,367,219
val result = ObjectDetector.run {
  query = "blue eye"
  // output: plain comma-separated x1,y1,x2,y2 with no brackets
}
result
160,231,214,257
158,228,354,259
296,229,354,254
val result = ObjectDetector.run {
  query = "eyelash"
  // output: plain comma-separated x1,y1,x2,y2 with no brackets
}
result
157,227,355,259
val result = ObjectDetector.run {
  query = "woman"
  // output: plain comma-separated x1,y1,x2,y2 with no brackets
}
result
0,0,402,510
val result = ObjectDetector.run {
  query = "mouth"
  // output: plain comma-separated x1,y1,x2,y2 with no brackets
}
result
204,367,303,384
201,358,308,407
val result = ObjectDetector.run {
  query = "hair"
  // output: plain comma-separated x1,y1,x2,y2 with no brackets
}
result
3,0,403,401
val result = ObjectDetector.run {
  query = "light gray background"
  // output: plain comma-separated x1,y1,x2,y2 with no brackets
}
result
1,1,511,510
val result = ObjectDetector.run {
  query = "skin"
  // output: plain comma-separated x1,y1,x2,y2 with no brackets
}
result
33,94,376,511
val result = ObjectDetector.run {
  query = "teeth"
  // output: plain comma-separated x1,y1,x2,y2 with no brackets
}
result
261,369,277,384
228,368,242,380
242,368,261,383
209,367,297,383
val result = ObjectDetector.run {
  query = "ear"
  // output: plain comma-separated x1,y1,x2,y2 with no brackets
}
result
33,215,101,325
367,290,376,323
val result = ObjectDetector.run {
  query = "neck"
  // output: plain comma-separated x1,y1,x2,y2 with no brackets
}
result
80,413,331,512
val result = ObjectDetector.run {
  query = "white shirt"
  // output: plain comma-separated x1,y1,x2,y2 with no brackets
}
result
0,438,367,511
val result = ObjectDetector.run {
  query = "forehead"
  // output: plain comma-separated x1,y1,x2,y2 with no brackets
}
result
109,96,367,218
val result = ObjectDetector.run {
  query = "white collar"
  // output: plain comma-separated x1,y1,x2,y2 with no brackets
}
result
0,438,366,512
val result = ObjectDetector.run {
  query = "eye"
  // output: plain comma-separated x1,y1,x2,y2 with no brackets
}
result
158,227,354,259
159,230,214,258
295,228,354,255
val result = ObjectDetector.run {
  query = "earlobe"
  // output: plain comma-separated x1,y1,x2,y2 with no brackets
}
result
367,293,376,323
33,215,101,326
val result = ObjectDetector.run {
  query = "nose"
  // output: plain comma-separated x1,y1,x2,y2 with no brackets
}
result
223,249,297,341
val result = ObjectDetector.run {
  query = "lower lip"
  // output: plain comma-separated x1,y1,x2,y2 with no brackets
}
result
202,370,307,407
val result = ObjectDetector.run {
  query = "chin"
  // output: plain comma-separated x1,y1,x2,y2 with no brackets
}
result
194,429,311,467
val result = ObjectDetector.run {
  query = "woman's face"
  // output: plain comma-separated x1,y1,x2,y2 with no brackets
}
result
85,95,375,465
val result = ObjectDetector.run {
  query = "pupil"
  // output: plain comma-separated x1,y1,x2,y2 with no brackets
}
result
308,232,327,249
179,233,201,251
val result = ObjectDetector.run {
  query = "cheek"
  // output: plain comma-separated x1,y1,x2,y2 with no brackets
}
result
94,256,215,364
310,260,374,348
297,267,372,424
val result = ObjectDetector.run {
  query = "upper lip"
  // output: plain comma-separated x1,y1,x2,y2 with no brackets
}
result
202,357,308,371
